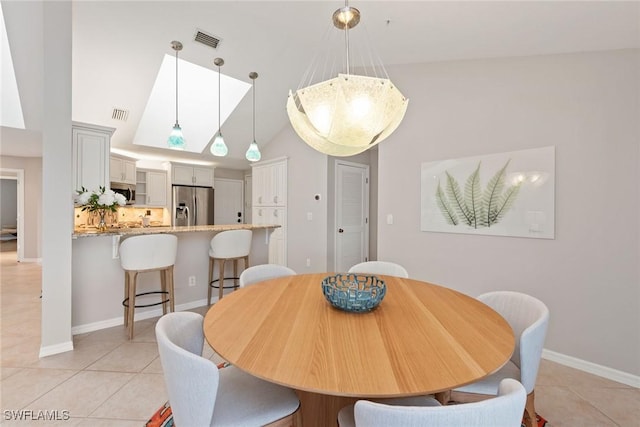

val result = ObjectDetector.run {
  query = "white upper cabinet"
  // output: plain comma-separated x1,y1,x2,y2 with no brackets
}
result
172,164,215,187
136,169,168,207
147,171,168,206
109,156,136,184
72,122,114,192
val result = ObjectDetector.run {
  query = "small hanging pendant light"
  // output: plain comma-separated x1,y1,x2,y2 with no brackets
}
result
210,57,228,157
167,41,186,150
245,72,261,162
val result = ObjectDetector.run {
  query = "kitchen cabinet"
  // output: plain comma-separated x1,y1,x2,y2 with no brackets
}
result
109,156,136,184
252,159,287,207
253,206,287,265
72,122,114,193
172,164,215,187
251,158,288,265
136,169,168,207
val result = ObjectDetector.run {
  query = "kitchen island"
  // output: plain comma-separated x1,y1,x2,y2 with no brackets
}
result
72,224,279,334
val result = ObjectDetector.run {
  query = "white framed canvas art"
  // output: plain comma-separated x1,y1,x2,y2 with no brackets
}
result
421,146,555,239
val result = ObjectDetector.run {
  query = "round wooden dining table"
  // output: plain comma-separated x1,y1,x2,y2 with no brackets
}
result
203,273,514,426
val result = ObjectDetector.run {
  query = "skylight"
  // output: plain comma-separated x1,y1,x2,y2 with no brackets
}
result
134,54,250,153
0,3,25,129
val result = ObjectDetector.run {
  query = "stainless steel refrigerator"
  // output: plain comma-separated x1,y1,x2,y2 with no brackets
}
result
172,185,214,226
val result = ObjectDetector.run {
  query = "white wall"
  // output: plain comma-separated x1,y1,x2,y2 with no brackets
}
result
271,49,639,378
375,49,639,376
40,0,73,355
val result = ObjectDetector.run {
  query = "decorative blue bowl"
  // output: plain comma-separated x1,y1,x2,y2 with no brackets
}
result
321,273,386,313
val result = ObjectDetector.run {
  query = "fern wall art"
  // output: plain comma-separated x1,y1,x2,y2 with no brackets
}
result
421,146,555,239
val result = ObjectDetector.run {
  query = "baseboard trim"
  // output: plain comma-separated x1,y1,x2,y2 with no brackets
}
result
39,340,74,358
71,299,212,335
542,349,640,388
19,257,41,264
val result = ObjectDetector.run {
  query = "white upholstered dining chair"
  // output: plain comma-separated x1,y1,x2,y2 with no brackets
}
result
348,261,409,278
453,291,549,427
239,264,296,287
338,378,526,427
155,311,300,426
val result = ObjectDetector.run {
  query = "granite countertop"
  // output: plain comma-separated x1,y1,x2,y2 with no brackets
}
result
73,223,280,238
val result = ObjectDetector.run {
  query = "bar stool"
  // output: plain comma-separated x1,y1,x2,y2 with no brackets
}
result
208,229,252,304
119,234,178,339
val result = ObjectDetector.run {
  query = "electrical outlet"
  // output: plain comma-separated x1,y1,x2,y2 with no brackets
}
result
188,276,196,287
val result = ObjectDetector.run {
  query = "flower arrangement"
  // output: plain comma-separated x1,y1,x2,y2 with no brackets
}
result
75,186,127,230
75,186,127,212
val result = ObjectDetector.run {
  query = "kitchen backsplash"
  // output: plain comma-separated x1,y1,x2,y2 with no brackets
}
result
74,206,168,228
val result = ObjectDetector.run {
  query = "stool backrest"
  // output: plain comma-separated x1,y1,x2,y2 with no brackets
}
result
120,234,178,271
210,229,252,258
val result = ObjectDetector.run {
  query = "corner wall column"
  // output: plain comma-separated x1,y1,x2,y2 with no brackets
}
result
40,0,74,356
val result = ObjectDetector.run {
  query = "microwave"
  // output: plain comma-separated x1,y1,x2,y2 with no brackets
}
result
110,182,136,205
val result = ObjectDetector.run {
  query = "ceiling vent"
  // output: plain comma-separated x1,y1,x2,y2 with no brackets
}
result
111,108,129,121
194,29,221,49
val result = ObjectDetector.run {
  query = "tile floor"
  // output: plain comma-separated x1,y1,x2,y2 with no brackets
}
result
1,246,639,426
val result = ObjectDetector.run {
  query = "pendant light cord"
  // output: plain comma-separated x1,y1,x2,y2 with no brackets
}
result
175,48,179,125
345,0,350,75
218,65,222,134
252,78,256,141
344,0,350,75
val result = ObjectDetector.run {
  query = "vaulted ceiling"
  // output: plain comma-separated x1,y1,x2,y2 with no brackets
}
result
2,1,638,169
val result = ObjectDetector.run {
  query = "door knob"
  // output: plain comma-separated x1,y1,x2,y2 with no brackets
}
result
338,228,344,233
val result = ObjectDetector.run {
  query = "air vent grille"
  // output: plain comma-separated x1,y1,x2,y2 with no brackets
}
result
194,29,221,49
111,108,129,121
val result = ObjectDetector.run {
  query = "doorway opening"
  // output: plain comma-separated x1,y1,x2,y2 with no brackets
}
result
0,168,24,261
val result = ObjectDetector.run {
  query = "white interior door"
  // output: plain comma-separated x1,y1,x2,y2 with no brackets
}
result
214,178,244,225
335,161,369,272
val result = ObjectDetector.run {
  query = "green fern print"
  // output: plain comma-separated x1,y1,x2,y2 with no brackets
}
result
436,160,521,228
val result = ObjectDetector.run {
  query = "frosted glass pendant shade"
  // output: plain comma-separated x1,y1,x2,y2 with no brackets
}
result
167,124,186,150
210,132,228,156
245,141,261,162
287,74,408,156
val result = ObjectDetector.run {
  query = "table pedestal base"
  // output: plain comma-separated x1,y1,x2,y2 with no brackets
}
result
295,390,358,427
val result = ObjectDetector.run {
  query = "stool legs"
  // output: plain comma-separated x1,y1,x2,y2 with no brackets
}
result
167,266,175,313
208,255,250,304
123,267,175,340
218,259,226,301
160,269,168,315
208,257,214,306
126,271,137,340
233,259,238,290
124,273,130,329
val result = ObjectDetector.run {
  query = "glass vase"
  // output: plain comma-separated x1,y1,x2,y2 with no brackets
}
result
96,210,107,231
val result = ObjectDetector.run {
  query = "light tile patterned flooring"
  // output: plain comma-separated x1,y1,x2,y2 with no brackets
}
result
1,246,638,426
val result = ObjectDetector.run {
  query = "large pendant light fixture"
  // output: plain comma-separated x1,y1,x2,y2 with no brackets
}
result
286,2,408,157
245,72,261,162
210,57,228,157
167,41,186,150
